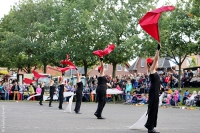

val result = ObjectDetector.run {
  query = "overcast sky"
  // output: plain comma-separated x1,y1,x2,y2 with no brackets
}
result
0,0,177,19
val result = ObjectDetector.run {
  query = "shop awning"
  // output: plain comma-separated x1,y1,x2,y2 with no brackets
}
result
0,67,8,75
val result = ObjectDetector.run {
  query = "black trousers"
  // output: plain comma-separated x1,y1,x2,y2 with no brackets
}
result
58,96,63,109
49,93,53,106
146,105,158,130
95,89,106,117
74,91,83,112
39,94,43,104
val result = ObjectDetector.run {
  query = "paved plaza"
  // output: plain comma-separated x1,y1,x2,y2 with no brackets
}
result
0,101,199,133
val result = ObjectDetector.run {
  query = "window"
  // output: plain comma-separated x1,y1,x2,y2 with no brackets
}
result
124,67,128,72
141,58,145,67
104,64,108,70
117,64,122,71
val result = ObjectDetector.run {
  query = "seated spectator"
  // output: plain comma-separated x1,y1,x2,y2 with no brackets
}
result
182,90,189,105
123,91,132,104
194,91,200,107
116,83,121,91
23,89,29,100
106,94,112,102
181,75,187,88
171,76,178,88
186,91,197,106
166,86,172,94
137,93,147,104
185,93,192,106
131,92,138,104
83,85,90,102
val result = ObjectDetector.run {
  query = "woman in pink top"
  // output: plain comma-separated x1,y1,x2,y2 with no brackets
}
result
36,85,42,94
116,84,121,91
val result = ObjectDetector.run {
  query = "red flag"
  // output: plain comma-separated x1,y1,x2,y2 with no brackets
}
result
60,54,76,67
139,6,175,42
93,44,115,57
58,65,76,72
32,70,46,79
23,78,35,84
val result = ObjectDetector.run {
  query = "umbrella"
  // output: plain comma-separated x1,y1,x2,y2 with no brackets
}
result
93,44,115,57
32,70,45,79
139,6,175,42
23,78,35,84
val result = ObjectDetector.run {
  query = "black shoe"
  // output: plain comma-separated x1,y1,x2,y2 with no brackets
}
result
39,103,43,105
76,112,82,114
144,124,148,129
49,105,52,107
97,116,106,119
94,112,100,118
148,129,160,133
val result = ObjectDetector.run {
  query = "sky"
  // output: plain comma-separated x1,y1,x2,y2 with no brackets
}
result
0,0,177,19
0,0,177,65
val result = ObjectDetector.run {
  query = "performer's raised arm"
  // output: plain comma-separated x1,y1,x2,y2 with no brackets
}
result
76,68,81,83
149,43,161,73
99,57,104,77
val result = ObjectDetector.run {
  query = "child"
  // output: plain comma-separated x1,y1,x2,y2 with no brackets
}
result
131,92,138,104
166,94,171,106
123,91,132,104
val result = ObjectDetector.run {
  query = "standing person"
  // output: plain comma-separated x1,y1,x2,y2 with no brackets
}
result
39,82,45,105
58,77,64,110
29,83,35,101
12,81,20,102
4,82,10,100
49,80,55,107
0,82,5,100
94,57,110,119
144,43,161,133
74,69,83,114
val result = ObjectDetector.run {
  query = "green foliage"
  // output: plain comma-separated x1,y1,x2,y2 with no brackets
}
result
187,56,197,67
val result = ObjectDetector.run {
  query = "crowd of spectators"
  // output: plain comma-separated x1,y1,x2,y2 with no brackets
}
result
0,70,200,108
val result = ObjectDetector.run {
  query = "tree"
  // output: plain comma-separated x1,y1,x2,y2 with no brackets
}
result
0,0,64,73
159,0,199,88
33,0,64,73
94,0,157,78
58,0,101,76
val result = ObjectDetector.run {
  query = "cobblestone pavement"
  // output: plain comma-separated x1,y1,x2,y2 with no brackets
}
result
0,101,199,133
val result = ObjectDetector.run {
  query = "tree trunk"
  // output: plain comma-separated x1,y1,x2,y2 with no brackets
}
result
27,63,31,73
83,60,88,77
112,62,117,78
178,63,181,89
43,62,47,73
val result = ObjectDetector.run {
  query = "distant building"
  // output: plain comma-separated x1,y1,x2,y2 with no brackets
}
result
129,57,176,74
65,63,131,77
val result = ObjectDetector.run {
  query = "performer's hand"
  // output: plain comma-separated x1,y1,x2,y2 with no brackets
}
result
100,57,103,61
157,43,161,51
